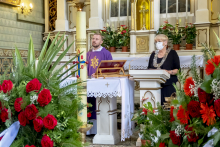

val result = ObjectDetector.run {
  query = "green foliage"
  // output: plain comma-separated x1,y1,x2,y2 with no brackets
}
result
191,55,202,83
156,22,174,39
118,26,130,47
201,43,216,63
100,27,119,48
200,75,213,93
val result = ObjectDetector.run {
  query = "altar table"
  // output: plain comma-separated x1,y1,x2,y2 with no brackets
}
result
87,77,135,144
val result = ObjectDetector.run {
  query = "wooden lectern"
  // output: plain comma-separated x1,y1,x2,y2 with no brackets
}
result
95,60,129,78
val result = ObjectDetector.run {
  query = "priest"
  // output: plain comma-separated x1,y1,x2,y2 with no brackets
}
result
86,32,112,134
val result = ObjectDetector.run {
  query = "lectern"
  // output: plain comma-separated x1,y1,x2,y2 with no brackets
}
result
129,70,170,146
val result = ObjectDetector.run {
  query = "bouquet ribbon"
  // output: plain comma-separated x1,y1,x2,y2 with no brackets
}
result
0,121,20,147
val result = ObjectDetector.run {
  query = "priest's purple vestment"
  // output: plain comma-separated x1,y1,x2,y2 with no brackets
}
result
87,47,112,120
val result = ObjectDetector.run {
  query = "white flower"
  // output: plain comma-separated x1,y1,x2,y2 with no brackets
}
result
175,125,184,136
30,95,38,104
2,95,9,101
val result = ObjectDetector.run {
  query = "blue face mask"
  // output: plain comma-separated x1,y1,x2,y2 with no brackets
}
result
156,42,164,50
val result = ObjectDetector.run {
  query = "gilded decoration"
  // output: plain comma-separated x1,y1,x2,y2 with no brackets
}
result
0,49,40,75
136,36,149,52
91,56,99,69
0,0,20,6
49,0,57,32
142,91,156,108
211,0,219,20
135,0,151,30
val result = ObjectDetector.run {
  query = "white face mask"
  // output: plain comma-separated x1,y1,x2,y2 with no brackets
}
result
156,42,164,50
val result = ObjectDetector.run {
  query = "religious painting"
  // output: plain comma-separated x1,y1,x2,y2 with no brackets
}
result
0,0,20,6
160,0,190,13
111,0,131,17
136,36,149,52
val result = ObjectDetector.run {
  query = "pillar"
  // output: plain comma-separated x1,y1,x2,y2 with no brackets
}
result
55,0,69,31
89,0,104,29
153,0,160,31
194,0,210,49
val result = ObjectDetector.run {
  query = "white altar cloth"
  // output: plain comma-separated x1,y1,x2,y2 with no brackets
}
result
87,77,135,141
114,55,204,70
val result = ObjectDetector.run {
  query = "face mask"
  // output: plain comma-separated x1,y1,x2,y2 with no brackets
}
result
156,42,164,50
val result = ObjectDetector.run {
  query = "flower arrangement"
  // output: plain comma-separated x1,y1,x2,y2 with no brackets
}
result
0,33,84,147
183,23,197,44
156,21,174,40
118,25,130,47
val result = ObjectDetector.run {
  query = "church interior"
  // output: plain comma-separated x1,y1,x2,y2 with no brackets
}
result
0,0,220,147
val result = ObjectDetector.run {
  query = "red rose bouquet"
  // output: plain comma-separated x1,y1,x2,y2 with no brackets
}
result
0,33,83,147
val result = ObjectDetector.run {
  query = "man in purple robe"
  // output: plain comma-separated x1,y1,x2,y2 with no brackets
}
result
86,33,112,134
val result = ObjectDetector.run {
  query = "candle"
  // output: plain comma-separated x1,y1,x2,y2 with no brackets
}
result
176,0,178,23
166,0,168,20
186,0,188,23
35,58,38,71
118,0,120,27
109,0,111,26
127,0,129,26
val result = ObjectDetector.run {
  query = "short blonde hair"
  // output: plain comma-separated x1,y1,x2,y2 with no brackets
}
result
93,32,104,41
154,34,168,43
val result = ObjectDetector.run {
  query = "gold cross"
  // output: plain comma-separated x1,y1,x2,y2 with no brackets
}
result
105,82,109,87
91,56,99,69
139,5,149,30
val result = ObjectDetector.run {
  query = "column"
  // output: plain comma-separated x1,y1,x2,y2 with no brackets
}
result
89,0,104,29
55,0,69,31
195,0,210,23
153,0,160,31
194,0,210,49
44,0,49,32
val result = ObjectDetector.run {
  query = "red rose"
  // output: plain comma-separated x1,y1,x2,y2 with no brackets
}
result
169,130,182,146
87,112,91,117
185,125,199,143
122,30,126,34
0,101,2,110
187,100,200,118
14,97,23,112
1,108,9,122
18,111,29,126
41,135,53,147
26,78,42,93
2,80,13,93
25,145,36,147
198,88,214,105
33,116,43,132
37,89,52,107
25,104,38,120
214,99,220,117
43,114,57,130
159,142,166,147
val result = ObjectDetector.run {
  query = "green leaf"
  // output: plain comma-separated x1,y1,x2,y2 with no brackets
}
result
14,46,24,71
213,132,220,145
160,133,170,141
198,136,204,146
213,68,220,80
171,99,179,106
200,75,213,93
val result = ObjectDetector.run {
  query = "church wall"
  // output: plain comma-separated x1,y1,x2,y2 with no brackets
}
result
0,0,44,75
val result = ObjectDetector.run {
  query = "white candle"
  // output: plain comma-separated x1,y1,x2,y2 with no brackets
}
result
176,0,178,22
166,0,168,20
186,0,188,22
118,0,120,27
127,0,129,26
109,0,111,26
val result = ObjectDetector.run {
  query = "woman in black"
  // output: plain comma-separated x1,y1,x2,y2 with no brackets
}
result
148,34,180,105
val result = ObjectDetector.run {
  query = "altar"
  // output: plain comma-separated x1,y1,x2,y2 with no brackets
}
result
87,77,134,144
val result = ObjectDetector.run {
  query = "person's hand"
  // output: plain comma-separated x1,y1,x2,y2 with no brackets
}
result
91,73,95,78
165,70,171,74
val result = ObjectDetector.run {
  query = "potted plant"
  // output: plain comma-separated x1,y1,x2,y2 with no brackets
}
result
156,21,174,40
183,23,197,50
100,26,118,52
132,102,154,146
170,27,182,50
118,25,130,52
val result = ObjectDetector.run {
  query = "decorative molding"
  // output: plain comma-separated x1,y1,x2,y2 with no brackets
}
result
49,0,57,32
0,0,20,6
142,91,156,108
138,87,162,90
136,36,149,52
211,0,219,20
0,49,40,57
197,28,208,47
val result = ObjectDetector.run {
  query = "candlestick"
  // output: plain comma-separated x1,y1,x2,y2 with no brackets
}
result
176,0,178,23
166,0,168,20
